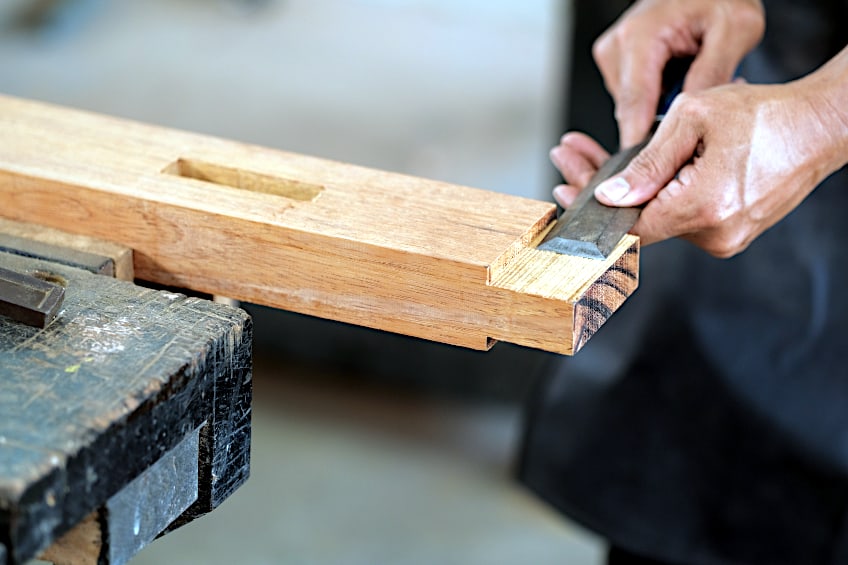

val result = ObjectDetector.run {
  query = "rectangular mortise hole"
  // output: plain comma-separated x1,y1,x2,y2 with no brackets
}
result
163,158,323,202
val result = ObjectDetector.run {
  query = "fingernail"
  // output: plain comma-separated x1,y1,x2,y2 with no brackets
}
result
549,146,564,165
596,177,630,202
552,184,567,199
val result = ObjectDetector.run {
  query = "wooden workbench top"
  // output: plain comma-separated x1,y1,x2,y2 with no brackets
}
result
0,251,251,564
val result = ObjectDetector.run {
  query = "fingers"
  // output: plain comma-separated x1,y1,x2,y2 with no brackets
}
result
633,165,749,256
629,177,694,246
549,132,609,209
594,31,668,148
553,184,581,208
683,22,739,91
612,89,741,252
550,132,610,188
592,0,765,149
593,101,703,208
685,48,737,94
683,14,763,93
613,49,667,147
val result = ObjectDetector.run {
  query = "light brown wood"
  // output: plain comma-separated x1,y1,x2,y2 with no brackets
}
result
38,511,102,565
0,217,134,281
0,94,638,354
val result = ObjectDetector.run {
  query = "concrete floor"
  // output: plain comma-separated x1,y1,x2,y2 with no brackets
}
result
2,1,605,563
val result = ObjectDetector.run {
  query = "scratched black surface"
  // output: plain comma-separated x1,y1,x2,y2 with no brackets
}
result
0,252,252,564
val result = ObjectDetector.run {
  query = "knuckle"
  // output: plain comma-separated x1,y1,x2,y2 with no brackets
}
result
614,93,641,115
705,245,735,259
591,32,614,64
671,92,709,121
591,42,607,68
702,64,734,86
689,184,751,258
609,22,638,47
697,222,750,258
627,153,665,184
592,21,637,65
703,235,748,259
697,204,729,228
715,0,765,36
736,2,766,37
559,131,583,146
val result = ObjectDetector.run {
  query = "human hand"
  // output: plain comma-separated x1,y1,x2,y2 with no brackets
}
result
563,62,848,258
593,0,764,147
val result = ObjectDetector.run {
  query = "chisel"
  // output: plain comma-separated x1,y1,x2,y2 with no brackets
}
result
538,57,692,259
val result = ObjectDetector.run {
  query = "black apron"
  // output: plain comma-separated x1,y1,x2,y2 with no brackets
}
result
519,2,848,564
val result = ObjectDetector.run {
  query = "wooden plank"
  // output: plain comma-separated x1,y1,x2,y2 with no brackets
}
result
0,252,252,564
0,94,638,355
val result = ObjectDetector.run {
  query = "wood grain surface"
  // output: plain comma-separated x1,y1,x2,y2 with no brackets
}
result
0,94,638,355
0,252,251,565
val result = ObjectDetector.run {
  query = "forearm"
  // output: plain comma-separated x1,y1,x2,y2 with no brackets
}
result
795,45,848,176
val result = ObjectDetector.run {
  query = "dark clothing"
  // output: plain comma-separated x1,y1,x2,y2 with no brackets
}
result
609,546,685,565
519,1,848,564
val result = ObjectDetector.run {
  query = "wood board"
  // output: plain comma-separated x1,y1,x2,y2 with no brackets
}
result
0,94,638,355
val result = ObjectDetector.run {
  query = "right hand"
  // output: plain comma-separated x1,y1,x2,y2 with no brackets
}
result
593,0,765,147
553,49,848,258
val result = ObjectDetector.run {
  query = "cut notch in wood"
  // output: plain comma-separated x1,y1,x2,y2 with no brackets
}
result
163,158,324,202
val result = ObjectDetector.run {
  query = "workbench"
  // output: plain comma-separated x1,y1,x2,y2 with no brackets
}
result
0,237,251,564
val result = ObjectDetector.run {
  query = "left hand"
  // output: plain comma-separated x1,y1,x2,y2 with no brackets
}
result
592,0,765,147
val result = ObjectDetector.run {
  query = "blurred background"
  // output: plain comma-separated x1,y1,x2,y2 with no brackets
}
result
1,1,607,563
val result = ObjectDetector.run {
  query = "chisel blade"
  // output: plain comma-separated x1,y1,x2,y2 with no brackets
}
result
537,138,647,259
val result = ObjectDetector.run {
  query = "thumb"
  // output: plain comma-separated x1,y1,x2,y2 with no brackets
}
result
594,115,701,207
